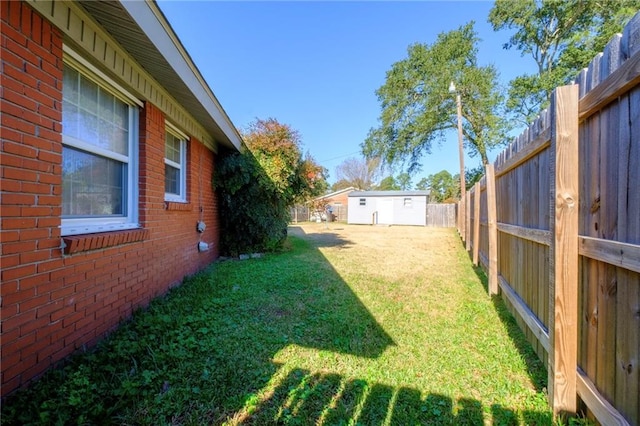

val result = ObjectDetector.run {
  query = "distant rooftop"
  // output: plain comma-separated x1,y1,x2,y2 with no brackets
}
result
349,191,430,197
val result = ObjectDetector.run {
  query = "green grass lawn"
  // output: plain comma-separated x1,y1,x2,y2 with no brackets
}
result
3,225,555,425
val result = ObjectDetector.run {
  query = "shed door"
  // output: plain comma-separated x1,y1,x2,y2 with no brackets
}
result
378,198,394,224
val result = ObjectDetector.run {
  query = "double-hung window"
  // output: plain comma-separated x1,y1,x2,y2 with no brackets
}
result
164,126,187,202
61,54,139,236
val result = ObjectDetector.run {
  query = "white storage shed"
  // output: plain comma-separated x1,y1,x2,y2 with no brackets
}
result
347,191,431,226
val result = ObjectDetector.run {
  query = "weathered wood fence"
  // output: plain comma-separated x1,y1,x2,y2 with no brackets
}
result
460,16,640,425
291,205,348,223
426,203,456,227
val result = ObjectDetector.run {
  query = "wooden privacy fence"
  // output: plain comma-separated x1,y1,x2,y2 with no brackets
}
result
460,17,640,426
426,203,456,227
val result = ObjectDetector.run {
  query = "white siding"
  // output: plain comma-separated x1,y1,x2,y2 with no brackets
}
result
392,196,427,226
347,195,428,226
347,196,377,224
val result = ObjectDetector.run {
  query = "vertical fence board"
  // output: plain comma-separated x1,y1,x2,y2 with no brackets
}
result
466,190,472,251
516,141,524,313
486,164,498,295
619,86,640,424
473,182,481,265
585,111,601,393
615,89,634,424
597,85,620,408
457,201,462,237
549,84,580,415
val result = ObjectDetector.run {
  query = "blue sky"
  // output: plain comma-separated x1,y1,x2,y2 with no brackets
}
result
157,1,536,186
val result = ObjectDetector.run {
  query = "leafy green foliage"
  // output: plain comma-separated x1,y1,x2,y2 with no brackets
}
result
424,170,460,202
465,164,484,190
372,173,412,191
376,175,400,190
242,118,328,204
214,118,327,255
395,172,412,190
415,176,429,191
215,151,289,255
363,22,508,169
489,0,640,123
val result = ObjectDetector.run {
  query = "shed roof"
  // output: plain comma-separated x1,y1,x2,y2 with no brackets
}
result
349,191,431,198
77,0,242,151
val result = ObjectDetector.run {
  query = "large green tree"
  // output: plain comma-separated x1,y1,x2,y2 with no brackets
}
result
424,170,460,202
376,176,400,191
373,173,413,190
396,172,412,190
490,0,640,124
362,22,507,170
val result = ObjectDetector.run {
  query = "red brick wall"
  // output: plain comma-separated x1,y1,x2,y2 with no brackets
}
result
330,191,351,206
1,2,220,397
325,190,353,222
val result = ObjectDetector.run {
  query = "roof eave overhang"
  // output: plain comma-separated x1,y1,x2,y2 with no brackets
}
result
91,0,242,151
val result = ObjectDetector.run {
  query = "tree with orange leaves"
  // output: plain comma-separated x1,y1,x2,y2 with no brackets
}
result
215,118,327,255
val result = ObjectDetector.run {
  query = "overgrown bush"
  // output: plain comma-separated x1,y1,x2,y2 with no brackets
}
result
214,118,328,256
214,150,289,256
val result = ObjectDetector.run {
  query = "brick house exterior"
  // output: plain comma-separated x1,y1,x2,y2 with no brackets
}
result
318,187,356,222
0,0,241,396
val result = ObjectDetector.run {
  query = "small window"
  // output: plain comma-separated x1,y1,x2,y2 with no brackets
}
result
359,198,366,206
61,62,139,236
164,129,187,202
404,198,412,207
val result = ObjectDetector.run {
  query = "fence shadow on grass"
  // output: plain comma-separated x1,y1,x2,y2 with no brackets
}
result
233,367,548,425
0,226,390,425
221,229,551,425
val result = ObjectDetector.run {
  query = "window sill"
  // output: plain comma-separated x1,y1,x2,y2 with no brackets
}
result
165,201,192,211
62,228,149,255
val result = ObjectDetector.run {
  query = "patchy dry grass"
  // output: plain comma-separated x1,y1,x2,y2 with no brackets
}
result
2,223,558,425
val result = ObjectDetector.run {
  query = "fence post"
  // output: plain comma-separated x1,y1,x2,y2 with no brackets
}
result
548,84,579,417
485,164,498,295
465,190,472,251
473,182,481,265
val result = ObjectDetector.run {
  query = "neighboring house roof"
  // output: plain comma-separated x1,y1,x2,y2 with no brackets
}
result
349,191,431,197
314,187,358,201
77,0,242,151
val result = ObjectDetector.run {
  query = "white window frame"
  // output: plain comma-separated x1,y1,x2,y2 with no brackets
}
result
404,197,413,208
61,47,141,236
359,198,366,206
164,123,188,203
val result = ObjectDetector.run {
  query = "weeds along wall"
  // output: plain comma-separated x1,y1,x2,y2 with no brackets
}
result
1,1,221,397
459,12,640,426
